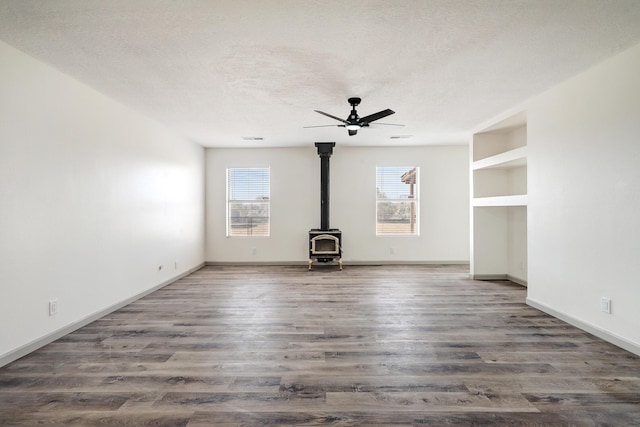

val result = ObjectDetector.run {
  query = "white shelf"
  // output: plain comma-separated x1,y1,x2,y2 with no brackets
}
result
473,195,528,207
473,146,527,170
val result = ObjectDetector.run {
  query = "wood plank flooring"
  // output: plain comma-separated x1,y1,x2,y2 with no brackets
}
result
1,265,639,426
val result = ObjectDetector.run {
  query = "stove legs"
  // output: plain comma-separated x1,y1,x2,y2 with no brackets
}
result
308,258,342,271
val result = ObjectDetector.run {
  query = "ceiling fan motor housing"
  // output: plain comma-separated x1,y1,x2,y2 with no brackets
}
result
347,98,361,123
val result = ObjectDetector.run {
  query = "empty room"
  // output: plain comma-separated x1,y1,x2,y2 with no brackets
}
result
1,1,640,425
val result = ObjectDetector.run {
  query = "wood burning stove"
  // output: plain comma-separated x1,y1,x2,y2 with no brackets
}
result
309,229,342,268
309,142,342,270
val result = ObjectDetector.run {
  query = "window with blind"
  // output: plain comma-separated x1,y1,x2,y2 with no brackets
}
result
227,167,270,237
376,166,419,235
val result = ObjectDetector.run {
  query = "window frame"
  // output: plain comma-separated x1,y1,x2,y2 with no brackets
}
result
226,167,271,237
375,166,419,236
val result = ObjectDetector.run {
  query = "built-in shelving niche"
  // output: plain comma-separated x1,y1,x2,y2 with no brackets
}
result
470,111,527,286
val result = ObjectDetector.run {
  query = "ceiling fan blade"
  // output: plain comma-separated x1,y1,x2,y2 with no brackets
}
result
303,124,341,128
371,122,405,127
314,110,348,124
360,109,395,124
348,129,358,136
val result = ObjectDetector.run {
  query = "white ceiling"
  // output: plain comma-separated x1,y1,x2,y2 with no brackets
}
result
2,1,640,148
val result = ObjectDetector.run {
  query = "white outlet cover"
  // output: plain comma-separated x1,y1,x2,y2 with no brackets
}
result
49,300,58,316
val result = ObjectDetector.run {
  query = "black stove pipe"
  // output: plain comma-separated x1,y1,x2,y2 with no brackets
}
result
315,142,335,231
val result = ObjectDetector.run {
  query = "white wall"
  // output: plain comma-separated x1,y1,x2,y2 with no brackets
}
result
0,41,205,365
507,206,527,283
206,147,319,262
206,145,469,263
527,42,640,351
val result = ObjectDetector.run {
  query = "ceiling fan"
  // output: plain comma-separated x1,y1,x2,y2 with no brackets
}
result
305,97,403,136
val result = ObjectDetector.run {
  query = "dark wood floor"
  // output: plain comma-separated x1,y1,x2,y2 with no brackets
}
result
1,265,639,426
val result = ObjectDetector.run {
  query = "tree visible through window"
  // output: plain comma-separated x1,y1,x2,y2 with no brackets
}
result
376,166,419,235
227,167,270,237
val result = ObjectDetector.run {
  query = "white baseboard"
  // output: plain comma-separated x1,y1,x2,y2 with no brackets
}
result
471,274,508,281
470,274,527,287
206,260,470,266
526,297,640,357
206,261,308,266
345,260,470,266
0,262,206,368
507,275,527,287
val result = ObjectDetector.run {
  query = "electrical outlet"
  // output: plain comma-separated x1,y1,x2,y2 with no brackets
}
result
49,299,58,316
601,297,611,314
252,247,257,255
389,247,395,255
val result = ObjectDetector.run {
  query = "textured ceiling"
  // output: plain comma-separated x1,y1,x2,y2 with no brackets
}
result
2,0,640,147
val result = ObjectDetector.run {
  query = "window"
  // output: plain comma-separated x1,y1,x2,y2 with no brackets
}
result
227,167,270,237
376,166,419,235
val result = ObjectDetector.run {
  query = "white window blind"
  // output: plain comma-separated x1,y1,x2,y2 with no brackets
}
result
227,167,270,237
376,166,419,235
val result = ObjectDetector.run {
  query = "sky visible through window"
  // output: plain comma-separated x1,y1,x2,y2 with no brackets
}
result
376,166,414,199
